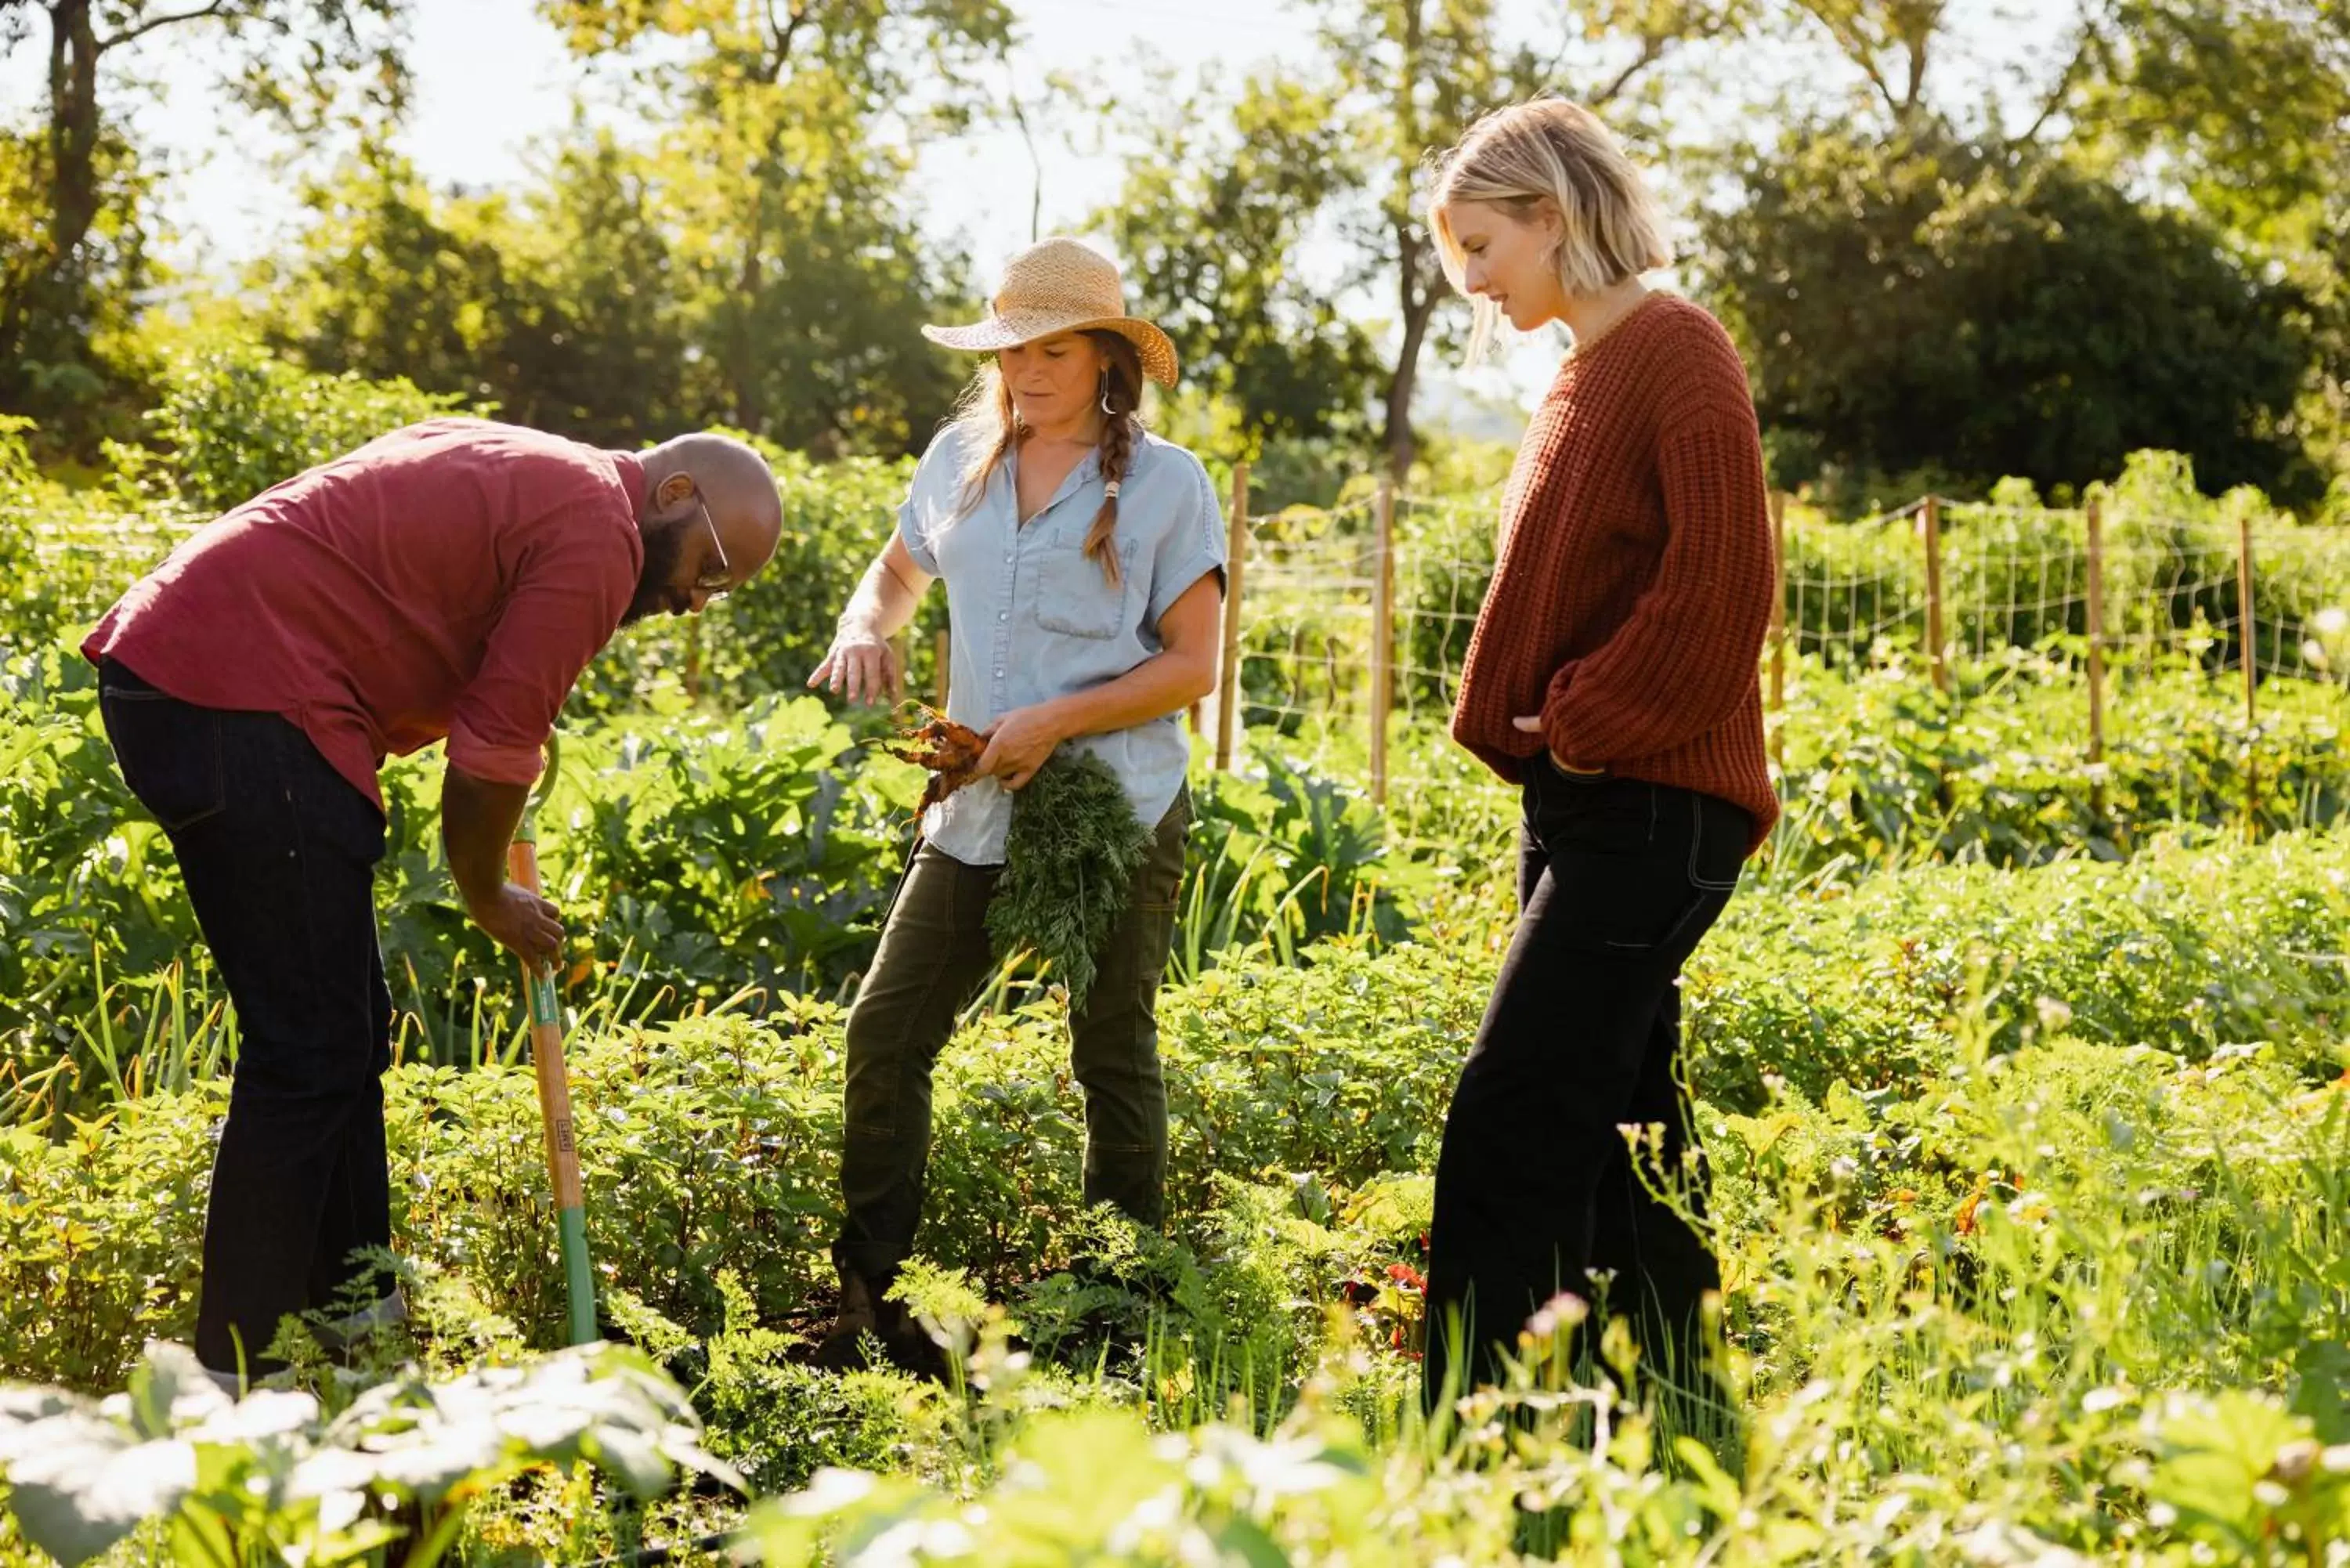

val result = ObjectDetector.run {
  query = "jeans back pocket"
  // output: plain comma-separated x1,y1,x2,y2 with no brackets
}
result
99,685,227,834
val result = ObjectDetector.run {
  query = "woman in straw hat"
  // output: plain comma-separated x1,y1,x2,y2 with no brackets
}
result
1419,99,1777,1424
805,237,1225,1371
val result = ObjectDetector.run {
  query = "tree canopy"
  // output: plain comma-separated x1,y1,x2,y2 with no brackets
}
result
1,0,2346,506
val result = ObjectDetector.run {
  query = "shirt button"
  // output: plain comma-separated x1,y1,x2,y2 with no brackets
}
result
994,668,1004,678
997,611,1007,621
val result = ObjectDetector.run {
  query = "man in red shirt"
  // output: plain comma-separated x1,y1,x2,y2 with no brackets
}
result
82,417,783,1386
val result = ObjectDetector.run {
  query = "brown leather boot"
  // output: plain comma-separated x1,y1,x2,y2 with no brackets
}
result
810,1270,949,1380
810,1270,885,1371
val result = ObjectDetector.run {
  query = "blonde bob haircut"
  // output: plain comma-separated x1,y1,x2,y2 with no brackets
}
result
1429,98,1672,363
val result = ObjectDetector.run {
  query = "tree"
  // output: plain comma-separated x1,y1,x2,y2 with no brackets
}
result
2073,2,2350,486
1773,0,1947,126
0,0,409,441
1698,130,2320,502
262,1,1021,455
1716,0,2350,499
1098,0,1747,481
257,153,515,401
260,135,693,450
1095,72,1385,460
540,0,1015,454
0,121,154,433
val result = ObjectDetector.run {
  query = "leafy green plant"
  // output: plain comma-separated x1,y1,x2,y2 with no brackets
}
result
0,1340,734,1567
142,344,479,514
689,1273,932,1497
1179,741,1411,974
988,752,1152,1010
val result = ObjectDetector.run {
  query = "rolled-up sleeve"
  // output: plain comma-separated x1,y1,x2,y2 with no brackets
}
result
1145,452,1226,626
895,495,939,576
446,518,638,785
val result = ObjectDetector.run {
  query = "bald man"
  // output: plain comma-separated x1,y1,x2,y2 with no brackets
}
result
81,417,782,1386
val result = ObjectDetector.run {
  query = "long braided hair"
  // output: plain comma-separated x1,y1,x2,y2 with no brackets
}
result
952,331,1144,587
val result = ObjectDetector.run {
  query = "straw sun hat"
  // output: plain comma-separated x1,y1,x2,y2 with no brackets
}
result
922,237,1180,388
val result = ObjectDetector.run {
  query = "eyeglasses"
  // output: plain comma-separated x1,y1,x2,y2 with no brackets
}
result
692,497,732,598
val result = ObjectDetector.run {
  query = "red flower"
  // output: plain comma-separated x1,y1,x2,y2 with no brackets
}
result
1386,1262,1426,1292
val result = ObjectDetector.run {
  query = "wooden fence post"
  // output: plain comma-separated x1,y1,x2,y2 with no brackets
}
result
1215,462,1250,772
1921,494,1948,695
1767,490,1788,775
2240,511,2259,840
1369,477,1396,807
2084,495,2107,823
931,628,950,711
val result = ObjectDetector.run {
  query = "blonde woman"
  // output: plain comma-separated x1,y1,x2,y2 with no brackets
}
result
804,239,1225,1371
1422,99,1777,1412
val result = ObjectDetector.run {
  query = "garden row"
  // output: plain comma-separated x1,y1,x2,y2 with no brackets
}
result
2,828,2345,1560
9,824,2343,1391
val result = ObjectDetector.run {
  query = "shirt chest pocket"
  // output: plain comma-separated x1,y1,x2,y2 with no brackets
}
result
1031,526,1138,640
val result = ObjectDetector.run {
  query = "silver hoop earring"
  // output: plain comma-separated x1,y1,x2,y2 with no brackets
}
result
1099,382,1115,416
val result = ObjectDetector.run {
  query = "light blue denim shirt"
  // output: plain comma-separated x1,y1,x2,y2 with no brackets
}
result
897,419,1225,865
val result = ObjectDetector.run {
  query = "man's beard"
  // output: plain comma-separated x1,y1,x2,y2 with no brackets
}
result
620,517,691,626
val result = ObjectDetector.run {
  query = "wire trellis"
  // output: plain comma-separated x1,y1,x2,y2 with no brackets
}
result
1214,483,2350,792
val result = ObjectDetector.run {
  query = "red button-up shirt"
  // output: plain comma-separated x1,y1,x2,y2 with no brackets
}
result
83,418,645,810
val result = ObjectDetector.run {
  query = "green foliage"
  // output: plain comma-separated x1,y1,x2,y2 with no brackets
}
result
0,654,924,1082
1692,828,2350,1111
0,1,412,457
5,827,2350,1559
3,630,1414,1093
497,699,911,1017
743,1407,1397,1566
988,753,1153,1010
1698,131,2323,503
0,1339,732,1567
0,421,201,653
1183,742,1412,971
0,125,160,453
1097,73,1383,456
1395,495,1493,710
0,649,209,1089
256,138,700,454
691,1273,930,1495
256,2,1014,460
573,443,933,713
20,827,2347,1394
144,341,477,512
1094,0,1735,474
1770,654,2350,869
0,1093,220,1389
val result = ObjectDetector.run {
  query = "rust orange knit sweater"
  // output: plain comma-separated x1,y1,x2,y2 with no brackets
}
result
1449,292,1779,852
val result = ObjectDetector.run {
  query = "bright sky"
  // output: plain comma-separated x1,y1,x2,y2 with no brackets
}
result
1,0,2072,420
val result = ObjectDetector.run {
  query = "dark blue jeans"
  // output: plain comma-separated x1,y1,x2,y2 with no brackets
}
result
97,659,392,1375
1424,759,1749,1409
